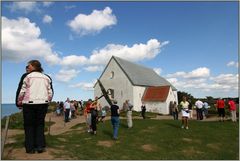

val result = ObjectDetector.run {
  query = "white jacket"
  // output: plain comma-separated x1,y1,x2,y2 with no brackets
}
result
17,71,53,105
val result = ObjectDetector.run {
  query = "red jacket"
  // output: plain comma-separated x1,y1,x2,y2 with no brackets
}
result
85,102,91,113
216,99,225,108
228,100,236,111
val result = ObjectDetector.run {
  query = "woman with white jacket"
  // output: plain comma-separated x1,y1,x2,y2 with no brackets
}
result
16,60,53,154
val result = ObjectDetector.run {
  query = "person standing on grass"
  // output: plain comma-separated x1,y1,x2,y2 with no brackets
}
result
100,106,107,123
172,101,179,120
70,100,76,119
83,105,89,130
16,60,53,154
180,96,190,130
141,102,146,119
56,101,61,116
59,101,64,116
64,98,71,122
228,99,237,122
195,99,204,120
188,99,193,119
111,100,120,140
79,100,83,111
123,100,133,128
85,99,92,133
203,101,209,119
90,97,100,135
216,98,225,122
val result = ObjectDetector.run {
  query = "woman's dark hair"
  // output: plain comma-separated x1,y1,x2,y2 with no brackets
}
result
28,60,44,72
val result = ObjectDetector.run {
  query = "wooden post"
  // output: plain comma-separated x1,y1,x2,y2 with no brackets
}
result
48,116,51,135
1,116,10,157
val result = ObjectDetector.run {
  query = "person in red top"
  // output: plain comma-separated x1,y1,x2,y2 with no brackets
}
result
216,98,225,122
228,100,237,122
85,99,92,133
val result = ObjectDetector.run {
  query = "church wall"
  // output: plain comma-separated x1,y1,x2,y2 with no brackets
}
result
94,59,133,109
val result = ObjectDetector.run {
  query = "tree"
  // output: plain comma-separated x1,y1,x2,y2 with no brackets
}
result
177,91,195,103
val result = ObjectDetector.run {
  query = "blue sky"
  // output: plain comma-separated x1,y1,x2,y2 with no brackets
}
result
2,1,238,103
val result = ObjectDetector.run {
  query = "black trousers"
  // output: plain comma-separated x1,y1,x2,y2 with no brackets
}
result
141,110,146,119
23,104,48,152
218,108,225,117
65,109,70,122
91,115,97,132
196,108,203,120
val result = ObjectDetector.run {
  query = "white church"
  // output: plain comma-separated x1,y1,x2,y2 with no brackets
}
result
94,56,178,115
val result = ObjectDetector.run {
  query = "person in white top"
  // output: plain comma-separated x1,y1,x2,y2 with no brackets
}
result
203,101,210,118
64,98,71,122
180,96,190,129
195,100,204,120
16,60,53,153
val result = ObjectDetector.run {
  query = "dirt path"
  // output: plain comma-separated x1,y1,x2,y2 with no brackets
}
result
45,112,86,135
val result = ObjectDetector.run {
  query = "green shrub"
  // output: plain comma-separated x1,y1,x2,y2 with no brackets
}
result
1,112,24,129
1,111,55,130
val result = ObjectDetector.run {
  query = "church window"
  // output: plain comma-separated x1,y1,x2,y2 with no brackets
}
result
110,71,114,79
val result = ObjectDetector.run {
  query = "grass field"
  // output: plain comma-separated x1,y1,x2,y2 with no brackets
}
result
4,118,239,160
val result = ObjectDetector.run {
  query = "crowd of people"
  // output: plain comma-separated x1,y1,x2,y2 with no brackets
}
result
55,99,83,121
170,96,238,130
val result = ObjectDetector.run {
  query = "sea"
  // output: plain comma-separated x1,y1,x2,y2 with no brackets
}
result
1,104,20,118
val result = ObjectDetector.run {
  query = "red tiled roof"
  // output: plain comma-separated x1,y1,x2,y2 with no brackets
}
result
142,86,170,102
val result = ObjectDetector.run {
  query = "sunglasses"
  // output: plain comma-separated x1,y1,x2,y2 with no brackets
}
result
26,65,30,69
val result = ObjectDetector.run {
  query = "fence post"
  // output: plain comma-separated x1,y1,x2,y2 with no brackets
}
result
48,116,51,135
1,116,10,157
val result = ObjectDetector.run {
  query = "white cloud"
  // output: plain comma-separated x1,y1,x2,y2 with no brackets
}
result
89,39,167,65
69,80,97,91
2,16,60,65
167,67,210,79
52,39,167,70
10,2,38,13
42,2,54,7
43,15,52,24
227,61,238,68
68,7,117,35
55,69,80,82
167,71,186,78
227,61,235,66
153,68,162,75
167,69,238,98
167,78,178,84
184,67,210,79
210,74,238,87
84,66,104,72
61,55,88,67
